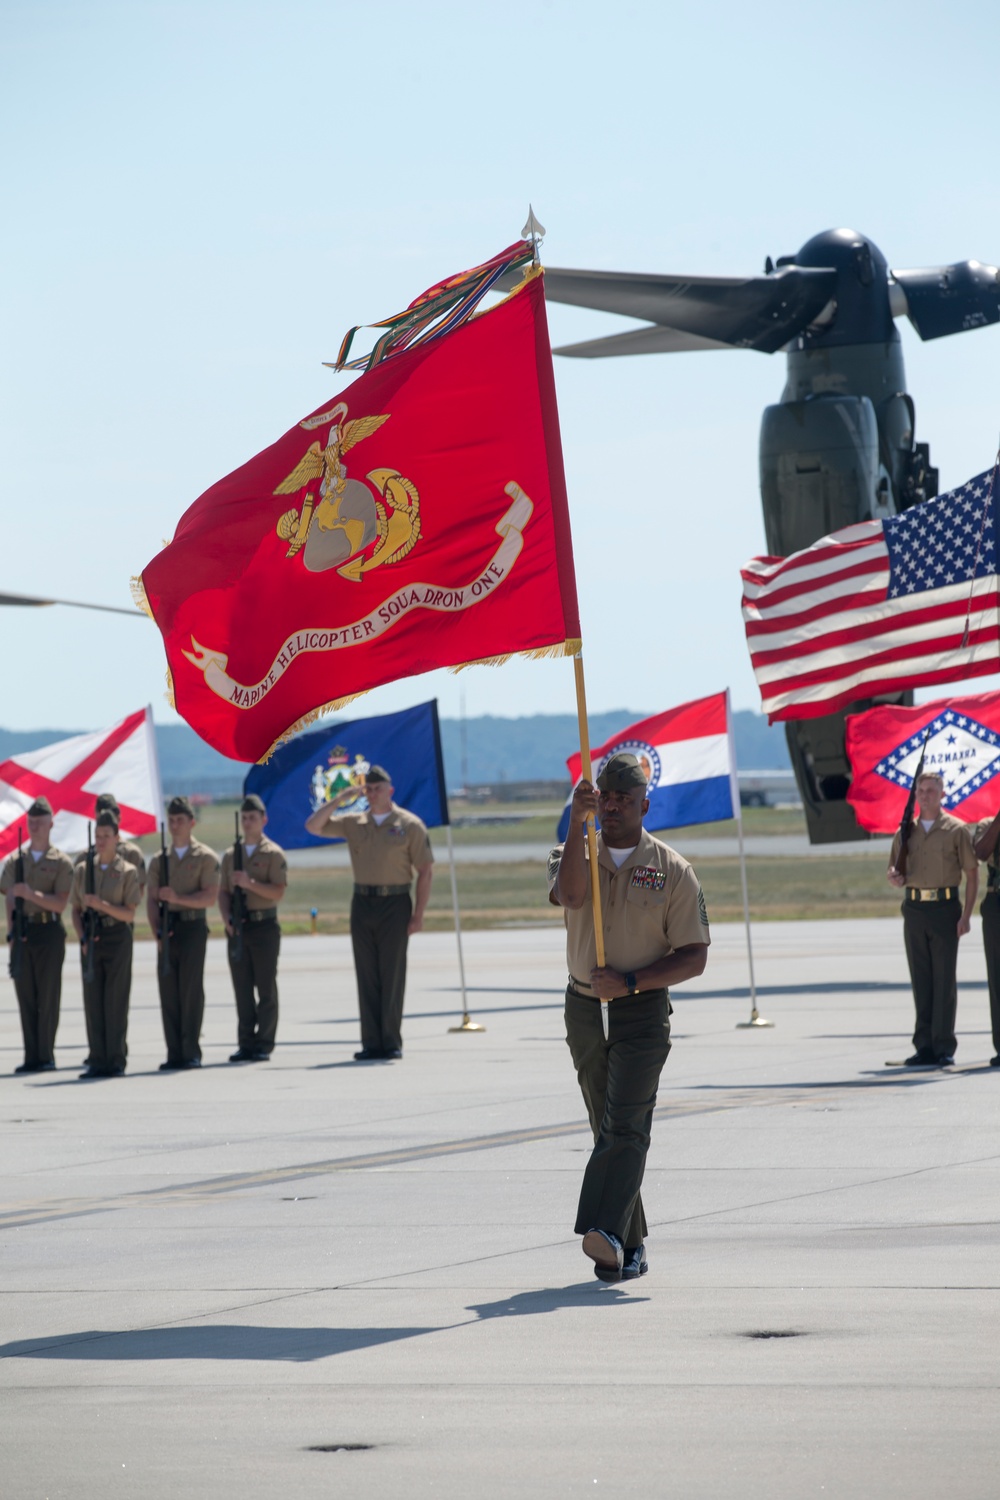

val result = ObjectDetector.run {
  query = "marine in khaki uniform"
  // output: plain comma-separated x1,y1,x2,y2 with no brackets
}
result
305,765,433,1061
146,796,219,1070
218,793,288,1062
549,753,710,1283
70,809,141,1078
971,810,1000,1067
73,794,148,901
888,771,977,1067
1,795,74,1072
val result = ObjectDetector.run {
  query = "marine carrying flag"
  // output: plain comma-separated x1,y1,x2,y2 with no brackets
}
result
846,690,1000,834
741,466,1000,722
556,692,738,841
139,248,581,763
244,699,448,851
0,707,162,857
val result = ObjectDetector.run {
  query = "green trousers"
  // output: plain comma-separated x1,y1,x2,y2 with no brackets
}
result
902,897,960,1058
12,922,65,1067
158,917,208,1063
350,892,411,1053
564,987,671,1246
228,918,280,1054
980,891,1000,1055
82,923,133,1074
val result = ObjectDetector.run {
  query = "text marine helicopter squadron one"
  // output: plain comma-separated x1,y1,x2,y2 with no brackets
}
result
507,229,1000,843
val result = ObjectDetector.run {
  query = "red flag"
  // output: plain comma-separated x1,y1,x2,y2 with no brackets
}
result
140,267,581,762
845,691,1000,833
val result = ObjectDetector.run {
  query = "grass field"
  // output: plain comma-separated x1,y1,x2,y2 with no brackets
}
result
123,800,899,936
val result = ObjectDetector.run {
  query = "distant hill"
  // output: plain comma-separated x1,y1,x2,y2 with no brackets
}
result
0,707,789,797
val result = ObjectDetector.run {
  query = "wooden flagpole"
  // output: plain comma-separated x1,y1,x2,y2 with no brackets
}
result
573,651,609,1039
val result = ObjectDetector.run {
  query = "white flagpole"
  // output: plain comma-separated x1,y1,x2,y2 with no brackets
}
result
728,690,773,1030
445,821,483,1032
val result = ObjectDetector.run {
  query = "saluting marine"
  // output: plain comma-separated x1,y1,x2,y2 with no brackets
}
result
305,765,433,1061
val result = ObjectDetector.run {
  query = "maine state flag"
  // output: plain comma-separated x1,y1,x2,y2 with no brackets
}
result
556,691,738,841
245,699,448,850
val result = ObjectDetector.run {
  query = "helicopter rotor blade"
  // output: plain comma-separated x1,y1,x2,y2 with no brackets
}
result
496,264,838,354
555,324,736,358
0,590,143,618
890,260,1000,340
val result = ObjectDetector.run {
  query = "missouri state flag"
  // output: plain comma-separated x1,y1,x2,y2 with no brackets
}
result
846,690,1000,834
556,691,739,841
138,244,581,764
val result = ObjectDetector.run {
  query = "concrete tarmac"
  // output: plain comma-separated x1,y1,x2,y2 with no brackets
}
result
286,833,893,868
2,917,998,1499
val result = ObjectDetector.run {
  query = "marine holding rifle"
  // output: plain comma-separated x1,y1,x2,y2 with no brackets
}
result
70,808,140,1078
887,770,978,1068
219,794,287,1063
145,795,219,1071
0,796,74,1074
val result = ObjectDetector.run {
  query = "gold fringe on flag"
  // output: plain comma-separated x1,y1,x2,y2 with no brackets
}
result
255,638,582,762
129,575,154,619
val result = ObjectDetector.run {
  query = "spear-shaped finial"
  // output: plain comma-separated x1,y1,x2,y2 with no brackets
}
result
522,205,546,265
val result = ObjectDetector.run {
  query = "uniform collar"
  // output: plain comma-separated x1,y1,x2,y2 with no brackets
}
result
366,803,399,825
597,826,655,873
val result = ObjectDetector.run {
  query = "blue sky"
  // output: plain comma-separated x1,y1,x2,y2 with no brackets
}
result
3,0,1000,742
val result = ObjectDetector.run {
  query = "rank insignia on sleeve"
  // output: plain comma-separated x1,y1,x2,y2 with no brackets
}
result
630,866,666,891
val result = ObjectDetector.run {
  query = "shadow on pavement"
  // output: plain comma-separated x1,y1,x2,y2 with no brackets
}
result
467,1283,645,1319
0,1324,439,1362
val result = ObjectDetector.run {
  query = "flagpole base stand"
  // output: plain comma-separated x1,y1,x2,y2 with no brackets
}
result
448,1014,486,1033
736,1008,774,1029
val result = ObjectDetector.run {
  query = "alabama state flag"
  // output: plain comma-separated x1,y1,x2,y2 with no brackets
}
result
846,691,1000,833
139,255,581,763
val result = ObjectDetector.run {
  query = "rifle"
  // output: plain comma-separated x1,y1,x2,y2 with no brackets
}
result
83,821,97,985
158,821,171,979
230,810,245,962
8,826,26,982
895,728,932,880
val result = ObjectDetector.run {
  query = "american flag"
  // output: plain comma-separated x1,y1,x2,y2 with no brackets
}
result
741,468,1000,722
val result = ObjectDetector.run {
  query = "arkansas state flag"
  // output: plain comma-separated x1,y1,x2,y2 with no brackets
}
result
139,252,581,762
557,691,738,840
0,707,163,857
846,691,1000,833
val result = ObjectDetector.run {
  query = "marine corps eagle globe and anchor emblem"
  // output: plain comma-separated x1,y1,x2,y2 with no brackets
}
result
273,402,420,581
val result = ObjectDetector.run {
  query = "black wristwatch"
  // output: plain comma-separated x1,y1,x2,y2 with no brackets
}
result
624,971,639,995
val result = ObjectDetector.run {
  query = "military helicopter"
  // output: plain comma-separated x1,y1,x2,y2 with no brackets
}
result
525,228,1000,843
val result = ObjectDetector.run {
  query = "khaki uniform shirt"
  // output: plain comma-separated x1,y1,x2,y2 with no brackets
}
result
970,818,999,882
547,828,711,997
318,804,433,884
74,840,147,896
146,836,220,912
1,845,74,915
889,812,976,887
219,835,288,911
71,853,141,913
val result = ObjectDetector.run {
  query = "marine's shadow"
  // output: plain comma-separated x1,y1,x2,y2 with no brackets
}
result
0,1324,437,1363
